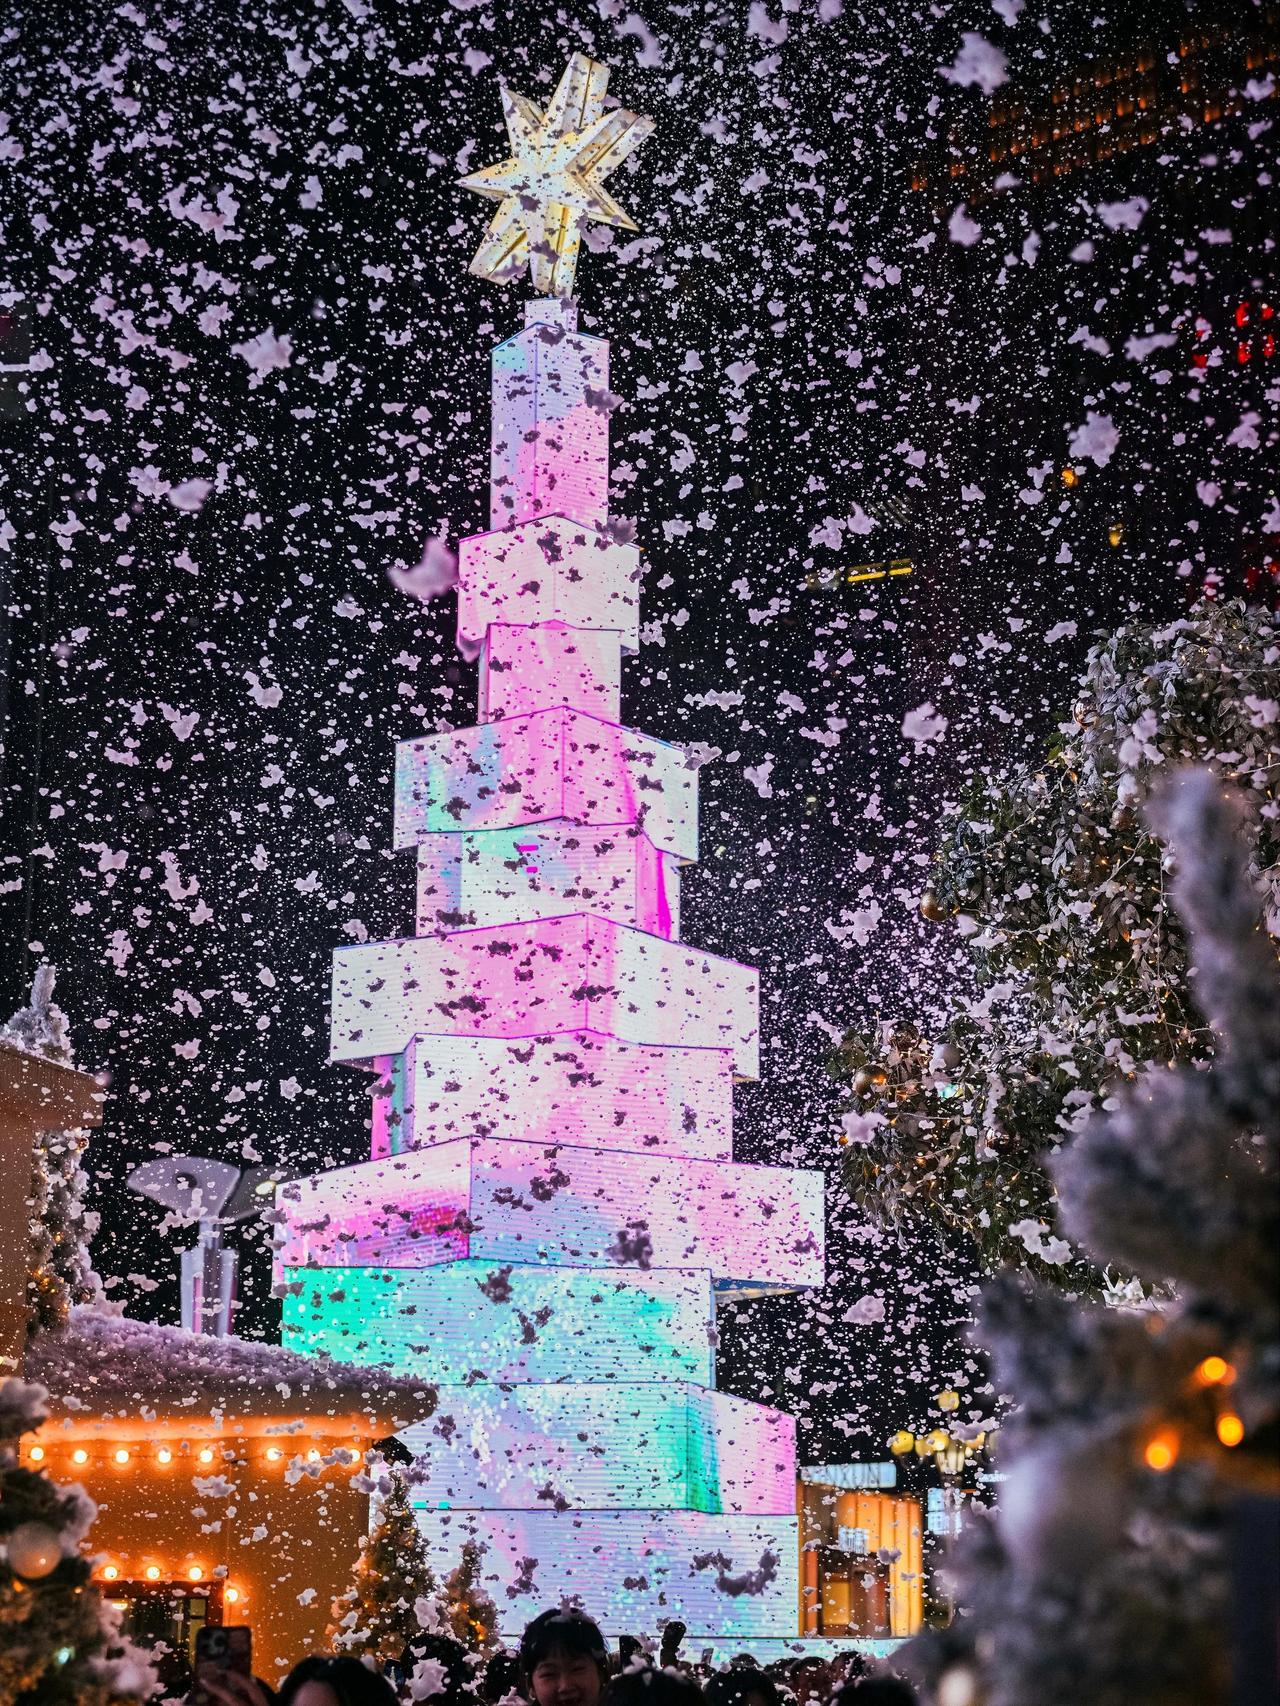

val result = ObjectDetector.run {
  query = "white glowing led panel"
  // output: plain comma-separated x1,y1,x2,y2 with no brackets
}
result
399,1383,796,1514
393,708,695,859
329,914,759,1078
415,825,681,939
490,320,610,533
479,623,623,724
368,1030,734,1163
458,516,641,653
413,1508,800,1639
279,1261,716,1387
275,1139,824,1288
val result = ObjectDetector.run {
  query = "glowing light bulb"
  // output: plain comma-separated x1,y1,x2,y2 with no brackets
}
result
265,1447,283,1463
225,1586,240,1605
102,1564,119,1581
1144,1431,1178,1472
1217,1413,1244,1448
306,1448,321,1462
889,1430,916,1456
28,1445,45,1463
145,1565,162,1582
157,1448,173,1465
197,1448,215,1465
114,1448,130,1466
188,1565,204,1582
72,1448,89,1466
1197,1355,1232,1385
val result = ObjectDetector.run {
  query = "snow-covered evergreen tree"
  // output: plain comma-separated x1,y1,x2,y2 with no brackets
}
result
330,1462,437,1667
908,768,1280,1706
835,599,1280,1285
0,1378,156,1706
2,965,102,1335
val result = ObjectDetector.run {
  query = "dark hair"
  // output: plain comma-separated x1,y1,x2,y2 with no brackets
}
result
836,1682,918,1706
278,1655,400,1706
401,1633,482,1706
519,1610,610,1689
481,1648,525,1704
607,1664,706,1706
704,1668,782,1706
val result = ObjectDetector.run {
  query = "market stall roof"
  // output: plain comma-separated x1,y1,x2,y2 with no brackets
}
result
25,1306,436,1441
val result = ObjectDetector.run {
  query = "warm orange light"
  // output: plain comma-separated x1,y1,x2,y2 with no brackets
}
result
72,1448,89,1465
1061,466,1079,487
188,1565,204,1582
197,1447,215,1465
1217,1413,1245,1448
145,1564,162,1582
28,1445,45,1463
225,1586,241,1605
157,1448,173,1465
1197,1355,1233,1385
114,1448,130,1465
265,1447,283,1463
102,1564,120,1581
306,1448,321,1462
1144,1431,1179,1471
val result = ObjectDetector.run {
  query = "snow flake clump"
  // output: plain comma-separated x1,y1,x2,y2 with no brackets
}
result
940,33,1008,95
388,537,459,604
231,328,293,384
1068,411,1120,468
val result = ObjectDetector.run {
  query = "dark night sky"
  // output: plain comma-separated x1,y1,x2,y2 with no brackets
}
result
2,0,1276,1457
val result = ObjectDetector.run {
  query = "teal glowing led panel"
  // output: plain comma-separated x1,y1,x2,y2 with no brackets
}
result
399,1383,796,1514
280,1261,716,1387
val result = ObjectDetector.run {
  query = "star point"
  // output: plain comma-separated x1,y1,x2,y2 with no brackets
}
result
459,53,654,299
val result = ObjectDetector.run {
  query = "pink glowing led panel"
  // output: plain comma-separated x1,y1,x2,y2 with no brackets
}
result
479,623,623,724
329,913,760,1077
393,707,696,859
369,1030,735,1162
490,316,610,532
275,1137,824,1289
458,515,641,653
412,1508,800,1639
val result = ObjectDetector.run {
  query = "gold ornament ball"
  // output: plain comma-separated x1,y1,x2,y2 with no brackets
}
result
7,1520,61,1580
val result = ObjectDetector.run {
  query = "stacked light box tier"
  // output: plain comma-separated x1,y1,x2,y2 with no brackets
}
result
277,298,825,1639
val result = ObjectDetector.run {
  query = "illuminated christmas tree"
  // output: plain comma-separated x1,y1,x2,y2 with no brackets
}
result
277,53,824,1644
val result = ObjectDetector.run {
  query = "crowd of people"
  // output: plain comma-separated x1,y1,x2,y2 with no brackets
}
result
194,1610,919,1706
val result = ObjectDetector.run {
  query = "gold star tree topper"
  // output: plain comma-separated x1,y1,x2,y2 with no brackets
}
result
459,53,653,299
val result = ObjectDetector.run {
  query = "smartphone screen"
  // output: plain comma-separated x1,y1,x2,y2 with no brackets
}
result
193,1625,252,1703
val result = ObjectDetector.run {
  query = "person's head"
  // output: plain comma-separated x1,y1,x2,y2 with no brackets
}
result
519,1611,610,1706
480,1648,524,1705
402,1633,481,1706
834,1682,918,1706
787,1659,829,1706
705,1666,782,1706
606,1663,705,1706
277,1655,399,1706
